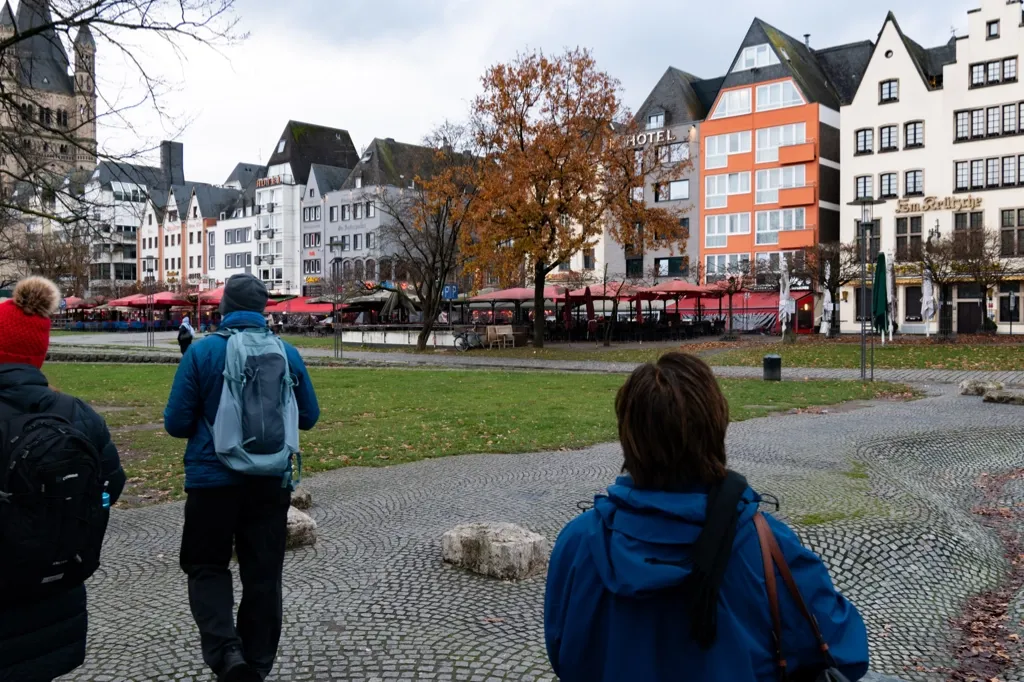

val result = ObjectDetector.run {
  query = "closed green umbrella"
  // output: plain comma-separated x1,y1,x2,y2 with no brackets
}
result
872,252,888,334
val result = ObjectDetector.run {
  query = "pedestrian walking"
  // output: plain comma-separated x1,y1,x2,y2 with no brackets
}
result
0,277,126,682
178,314,195,355
165,273,320,682
544,353,869,682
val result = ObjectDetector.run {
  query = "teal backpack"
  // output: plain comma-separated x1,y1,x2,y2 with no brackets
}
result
206,328,301,489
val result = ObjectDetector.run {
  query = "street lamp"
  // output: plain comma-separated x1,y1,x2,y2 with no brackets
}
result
143,255,156,348
848,197,886,381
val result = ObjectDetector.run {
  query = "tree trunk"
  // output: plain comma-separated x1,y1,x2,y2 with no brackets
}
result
533,261,546,348
417,292,438,352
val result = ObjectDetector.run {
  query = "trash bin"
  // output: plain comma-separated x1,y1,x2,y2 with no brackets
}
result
763,354,782,382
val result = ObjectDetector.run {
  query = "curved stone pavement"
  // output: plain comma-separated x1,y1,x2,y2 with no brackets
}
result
58,385,1024,681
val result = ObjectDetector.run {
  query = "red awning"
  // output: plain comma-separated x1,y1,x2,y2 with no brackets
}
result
470,286,568,302
568,282,635,300
667,291,812,312
131,291,192,307
61,296,93,310
272,297,334,315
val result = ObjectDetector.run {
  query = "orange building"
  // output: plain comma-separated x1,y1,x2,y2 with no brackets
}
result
698,19,871,331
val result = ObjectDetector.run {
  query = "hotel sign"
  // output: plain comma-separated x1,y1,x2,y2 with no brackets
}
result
256,176,285,188
305,276,321,284
895,196,983,214
626,129,678,146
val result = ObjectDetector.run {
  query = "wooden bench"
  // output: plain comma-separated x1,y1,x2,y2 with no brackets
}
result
486,325,515,349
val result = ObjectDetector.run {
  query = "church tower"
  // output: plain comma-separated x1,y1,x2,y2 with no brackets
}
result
74,25,97,169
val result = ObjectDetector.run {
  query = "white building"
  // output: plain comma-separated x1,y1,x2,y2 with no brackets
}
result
252,121,360,296
840,0,1024,334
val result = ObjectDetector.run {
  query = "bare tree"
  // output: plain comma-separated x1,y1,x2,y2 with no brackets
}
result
916,231,962,337
0,0,242,281
375,123,479,351
5,219,89,292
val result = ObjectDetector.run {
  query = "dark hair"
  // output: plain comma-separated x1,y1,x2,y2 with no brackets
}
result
615,352,728,490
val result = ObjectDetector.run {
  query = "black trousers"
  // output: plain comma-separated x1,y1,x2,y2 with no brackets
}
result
180,478,291,678
178,336,193,355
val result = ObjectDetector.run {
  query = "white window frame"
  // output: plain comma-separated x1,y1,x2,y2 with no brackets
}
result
705,253,751,277
734,44,780,72
755,81,805,112
755,123,806,163
755,165,806,204
705,131,751,169
705,213,751,249
705,172,751,209
755,208,806,245
646,112,665,130
710,88,752,119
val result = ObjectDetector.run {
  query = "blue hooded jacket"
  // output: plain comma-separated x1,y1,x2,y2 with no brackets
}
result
544,476,869,682
163,311,320,489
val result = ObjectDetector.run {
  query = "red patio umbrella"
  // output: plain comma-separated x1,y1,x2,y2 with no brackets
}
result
197,286,225,306
562,294,574,330
107,293,147,307
61,296,93,310
273,297,334,315
129,291,192,307
636,295,644,324
569,282,635,300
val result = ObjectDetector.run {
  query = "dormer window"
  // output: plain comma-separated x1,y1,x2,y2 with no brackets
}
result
734,44,780,72
277,139,285,153
646,112,665,130
987,20,1000,39
355,177,362,189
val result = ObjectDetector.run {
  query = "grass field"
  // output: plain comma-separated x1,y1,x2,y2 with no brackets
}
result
44,364,915,505
711,342,1024,371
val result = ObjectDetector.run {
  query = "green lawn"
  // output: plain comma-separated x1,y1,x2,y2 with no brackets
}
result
712,341,1024,371
44,364,914,505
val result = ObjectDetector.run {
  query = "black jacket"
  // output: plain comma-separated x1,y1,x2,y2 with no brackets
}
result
0,364,126,682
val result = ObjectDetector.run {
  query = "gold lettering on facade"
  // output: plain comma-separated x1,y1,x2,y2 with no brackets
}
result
894,196,983,214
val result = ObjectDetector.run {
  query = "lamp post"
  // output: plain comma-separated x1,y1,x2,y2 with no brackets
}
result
143,255,156,349
848,197,886,381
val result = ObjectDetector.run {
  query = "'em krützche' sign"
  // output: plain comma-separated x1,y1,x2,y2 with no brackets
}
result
895,196,983,214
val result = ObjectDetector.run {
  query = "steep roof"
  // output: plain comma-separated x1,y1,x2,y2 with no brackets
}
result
309,164,351,194
814,41,874,105
223,162,263,189
190,183,241,219
0,2,16,29
266,121,360,186
339,138,438,190
634,67,718,127
73,24,94,50
692,75,727,113
883,12,955,90
14,0,74,95
717,18,851,110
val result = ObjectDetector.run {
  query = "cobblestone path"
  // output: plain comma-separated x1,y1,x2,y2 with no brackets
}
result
54,385,1024,681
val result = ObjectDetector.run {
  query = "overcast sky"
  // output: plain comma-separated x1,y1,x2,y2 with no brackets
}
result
88,0,977,183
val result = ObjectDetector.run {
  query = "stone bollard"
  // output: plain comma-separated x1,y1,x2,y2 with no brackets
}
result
959,379,1004,396
286,506,317,549
763,354,782,382
291,488,313,510
441,522,549,581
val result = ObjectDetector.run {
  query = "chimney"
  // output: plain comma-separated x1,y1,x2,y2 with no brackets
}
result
804,33,811,48
160,141,185,186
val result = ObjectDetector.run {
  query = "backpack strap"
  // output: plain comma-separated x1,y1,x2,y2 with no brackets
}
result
754,512,838,679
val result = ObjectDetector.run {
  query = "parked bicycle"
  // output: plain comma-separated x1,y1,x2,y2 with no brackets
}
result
453,329,484,352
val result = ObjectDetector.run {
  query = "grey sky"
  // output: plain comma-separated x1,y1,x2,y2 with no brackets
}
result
104,0,977,183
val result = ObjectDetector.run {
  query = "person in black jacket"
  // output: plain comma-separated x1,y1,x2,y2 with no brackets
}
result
0,277,126,682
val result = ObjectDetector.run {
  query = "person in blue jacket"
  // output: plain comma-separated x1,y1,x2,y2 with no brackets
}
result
544,353,869,682
165,274,320,682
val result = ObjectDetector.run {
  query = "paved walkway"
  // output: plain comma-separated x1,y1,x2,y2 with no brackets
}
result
57,386,1024,681
49,332,1024,385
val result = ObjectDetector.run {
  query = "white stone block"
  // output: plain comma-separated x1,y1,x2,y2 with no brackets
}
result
441,522,549,581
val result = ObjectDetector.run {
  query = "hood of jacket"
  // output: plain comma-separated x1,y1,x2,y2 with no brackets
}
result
587,476,760,598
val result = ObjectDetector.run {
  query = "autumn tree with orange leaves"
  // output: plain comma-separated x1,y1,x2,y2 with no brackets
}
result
465,47,689,347
375,123,479,351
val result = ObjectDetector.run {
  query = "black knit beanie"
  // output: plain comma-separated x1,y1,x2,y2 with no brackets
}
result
220,273,269,315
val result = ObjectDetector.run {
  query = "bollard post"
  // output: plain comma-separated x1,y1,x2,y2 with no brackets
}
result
763,354,782,382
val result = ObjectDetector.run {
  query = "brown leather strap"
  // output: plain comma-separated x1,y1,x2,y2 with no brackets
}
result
755,513,835,661
754,512,787,678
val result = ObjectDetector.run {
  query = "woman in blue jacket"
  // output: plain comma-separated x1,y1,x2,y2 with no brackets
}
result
544,353,869,682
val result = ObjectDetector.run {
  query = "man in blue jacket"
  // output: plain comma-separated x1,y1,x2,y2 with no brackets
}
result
544,353,869,682
165,274,320,682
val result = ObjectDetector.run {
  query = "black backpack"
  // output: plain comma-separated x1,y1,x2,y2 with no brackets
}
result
0,412,108,602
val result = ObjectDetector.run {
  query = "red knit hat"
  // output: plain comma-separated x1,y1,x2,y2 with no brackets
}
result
0,277,59,368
